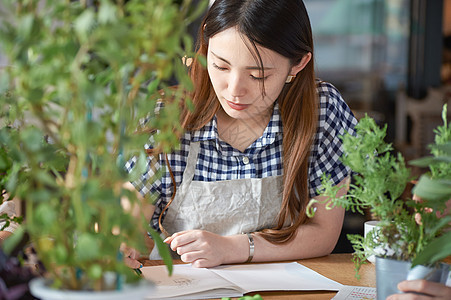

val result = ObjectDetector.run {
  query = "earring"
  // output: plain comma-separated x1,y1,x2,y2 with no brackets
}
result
285,75,296,83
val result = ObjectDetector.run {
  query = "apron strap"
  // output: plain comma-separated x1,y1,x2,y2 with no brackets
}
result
179,141,200,192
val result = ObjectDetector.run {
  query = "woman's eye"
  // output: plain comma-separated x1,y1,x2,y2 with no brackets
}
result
250,74,268,81
212,63,227,71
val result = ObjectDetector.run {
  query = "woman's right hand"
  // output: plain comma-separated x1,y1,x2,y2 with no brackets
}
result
120,243,142,269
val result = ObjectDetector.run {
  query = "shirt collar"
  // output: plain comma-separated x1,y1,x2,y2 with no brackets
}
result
191,102,282,147
191,116,218,142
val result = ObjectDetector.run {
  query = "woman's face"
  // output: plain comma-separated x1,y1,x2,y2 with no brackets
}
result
207,26,294,122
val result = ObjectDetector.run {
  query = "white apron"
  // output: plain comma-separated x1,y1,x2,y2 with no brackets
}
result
150,141,283,259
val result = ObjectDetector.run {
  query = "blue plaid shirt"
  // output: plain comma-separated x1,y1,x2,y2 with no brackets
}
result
125,81,358,232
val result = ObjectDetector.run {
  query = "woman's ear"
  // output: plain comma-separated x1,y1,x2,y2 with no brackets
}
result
289,52,312,76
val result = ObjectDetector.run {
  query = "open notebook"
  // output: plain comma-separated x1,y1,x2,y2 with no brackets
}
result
142,262,343,299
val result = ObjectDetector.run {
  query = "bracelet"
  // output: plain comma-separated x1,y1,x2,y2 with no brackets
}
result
245,233,254,263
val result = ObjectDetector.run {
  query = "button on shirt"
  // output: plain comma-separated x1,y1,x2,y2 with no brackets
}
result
125,81,358,232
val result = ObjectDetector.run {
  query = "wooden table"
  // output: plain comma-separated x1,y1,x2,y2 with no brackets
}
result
142,253,376,299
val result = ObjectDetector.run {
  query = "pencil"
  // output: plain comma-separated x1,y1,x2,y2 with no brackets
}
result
134,268,142,276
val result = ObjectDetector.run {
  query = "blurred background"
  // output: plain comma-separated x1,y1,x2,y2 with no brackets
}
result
303,0,451,252
306,0,449,153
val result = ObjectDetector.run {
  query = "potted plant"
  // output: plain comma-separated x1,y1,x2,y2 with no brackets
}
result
307,106,451,299
0,0,207,297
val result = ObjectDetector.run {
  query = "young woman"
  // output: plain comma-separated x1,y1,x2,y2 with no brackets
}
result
125,0,357,268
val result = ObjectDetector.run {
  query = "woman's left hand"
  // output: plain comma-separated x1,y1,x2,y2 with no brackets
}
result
164,230,242,268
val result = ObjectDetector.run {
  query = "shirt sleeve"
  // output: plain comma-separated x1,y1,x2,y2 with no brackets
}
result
124,134,168,223
308,81,358,198
126,148,162,198
125,101,166,200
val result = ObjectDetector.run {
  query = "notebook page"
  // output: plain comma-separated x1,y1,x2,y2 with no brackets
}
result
142,264,244,299
210,262,343,292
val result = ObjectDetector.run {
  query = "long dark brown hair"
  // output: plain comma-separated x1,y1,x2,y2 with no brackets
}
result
161,0,317,243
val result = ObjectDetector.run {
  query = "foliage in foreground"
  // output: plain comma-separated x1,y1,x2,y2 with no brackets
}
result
0,0,207,290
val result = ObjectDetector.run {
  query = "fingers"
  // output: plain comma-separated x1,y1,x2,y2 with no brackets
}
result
163,235,174,245
412,193,421,202
121,245,140,260
124,256,142,269
386,293,430,300
165,231,203,260
386,280,451,300
398,280,451,298
120,244,142,269
191,258,212,268
397,280,432,294
164,230,198,252
164,230,223,267
180,249,205,265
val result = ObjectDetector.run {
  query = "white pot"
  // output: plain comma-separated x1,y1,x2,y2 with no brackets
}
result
29,278,155,300
364,220,395,264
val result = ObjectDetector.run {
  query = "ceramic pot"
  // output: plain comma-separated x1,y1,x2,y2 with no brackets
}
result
375,256,450,300
363,221,396,264
29,278,154,300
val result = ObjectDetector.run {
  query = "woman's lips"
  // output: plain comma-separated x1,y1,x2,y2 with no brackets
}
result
226,100,250,111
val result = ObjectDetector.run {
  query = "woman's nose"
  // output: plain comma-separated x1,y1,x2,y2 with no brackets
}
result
227,72,246,98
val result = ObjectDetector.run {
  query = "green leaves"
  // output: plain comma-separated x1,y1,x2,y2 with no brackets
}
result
2,226,25,255
75,233,101,262
148,227,173,275
413,176,451,202
309,108,451,275
20,127,44,152
412,231,451,266
74,9,96,43
0,0,207,290
311,115,412,220
98,0,118,25
17,14,38,42
127,151,148,182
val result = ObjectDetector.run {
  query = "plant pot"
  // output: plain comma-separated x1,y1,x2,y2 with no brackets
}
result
29,278,155,300
364,221,396,264
375,256,450,300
